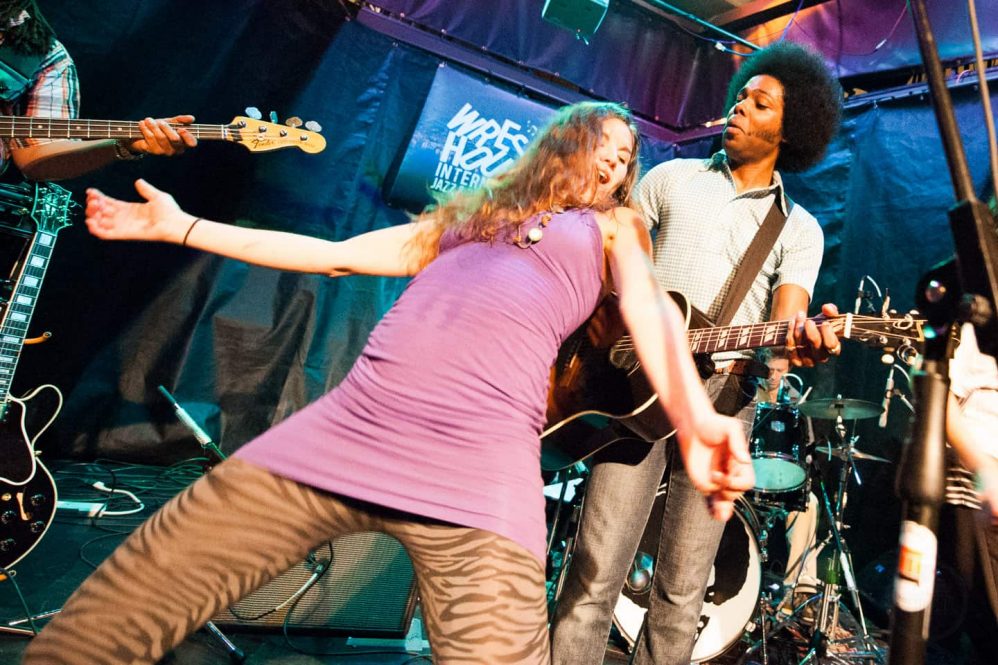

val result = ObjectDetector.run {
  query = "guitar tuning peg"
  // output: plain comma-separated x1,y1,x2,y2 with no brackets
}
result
304,120,322,133
244,106,262,120
269,111,279,124
285,117,302,128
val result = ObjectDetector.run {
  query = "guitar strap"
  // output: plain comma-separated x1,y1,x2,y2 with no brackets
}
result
0,44,45,103
713,198,789,328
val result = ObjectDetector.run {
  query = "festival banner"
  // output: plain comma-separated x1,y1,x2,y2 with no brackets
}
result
384,65,555,212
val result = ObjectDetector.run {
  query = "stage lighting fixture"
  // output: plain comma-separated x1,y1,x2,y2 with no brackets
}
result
541,0,609,39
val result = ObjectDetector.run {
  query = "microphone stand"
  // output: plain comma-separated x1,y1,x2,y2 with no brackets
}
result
158,385,245,663
157,385,227,470
889,3,998,664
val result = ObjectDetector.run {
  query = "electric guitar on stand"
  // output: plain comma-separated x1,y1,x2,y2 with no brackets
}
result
0,182,73,571
541,293,927,471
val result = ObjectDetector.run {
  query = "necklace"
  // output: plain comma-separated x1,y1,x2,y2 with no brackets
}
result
513,212,553,248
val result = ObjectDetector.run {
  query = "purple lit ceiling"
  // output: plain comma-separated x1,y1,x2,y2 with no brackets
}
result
362,0,998,135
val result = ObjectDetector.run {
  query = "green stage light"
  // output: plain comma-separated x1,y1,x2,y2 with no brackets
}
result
541,0,609,39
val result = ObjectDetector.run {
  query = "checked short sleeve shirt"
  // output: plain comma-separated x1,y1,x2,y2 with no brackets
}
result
634,152,824,359
0,38,79,172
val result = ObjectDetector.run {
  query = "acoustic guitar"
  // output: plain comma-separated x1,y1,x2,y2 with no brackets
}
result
541,293,926,471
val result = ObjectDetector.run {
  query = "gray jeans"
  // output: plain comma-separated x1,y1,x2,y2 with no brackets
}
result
550,373,756,665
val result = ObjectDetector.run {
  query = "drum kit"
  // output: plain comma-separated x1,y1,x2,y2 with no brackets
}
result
548,392,892,664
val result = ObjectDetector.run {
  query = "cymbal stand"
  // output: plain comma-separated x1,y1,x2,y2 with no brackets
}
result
798,453,881,664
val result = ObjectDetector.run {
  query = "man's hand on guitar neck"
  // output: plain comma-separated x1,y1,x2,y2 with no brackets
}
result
772,282,842,368
785,302,842,367
123,115,198,157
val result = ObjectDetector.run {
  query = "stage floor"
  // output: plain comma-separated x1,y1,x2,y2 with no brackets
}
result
0,459,973,664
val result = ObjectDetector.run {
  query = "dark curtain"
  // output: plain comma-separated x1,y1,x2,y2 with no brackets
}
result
367,0,737,130
777,83,998,565
25,1,430,461
20,0,685,464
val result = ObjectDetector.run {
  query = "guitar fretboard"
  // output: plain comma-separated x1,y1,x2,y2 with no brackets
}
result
688,319,796,355
0,230,57,402
0,117,231,141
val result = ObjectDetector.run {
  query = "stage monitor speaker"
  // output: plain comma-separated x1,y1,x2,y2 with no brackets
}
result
541,0,609,37
212,531,418,636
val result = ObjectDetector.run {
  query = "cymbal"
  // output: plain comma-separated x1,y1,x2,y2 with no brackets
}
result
798,398,883,420
815,445,890,463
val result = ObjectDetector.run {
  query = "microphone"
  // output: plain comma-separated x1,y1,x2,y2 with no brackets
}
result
158,385,227,463
879,364,895,428
854,276,866,315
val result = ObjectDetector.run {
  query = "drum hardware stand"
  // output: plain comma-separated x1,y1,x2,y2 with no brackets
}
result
741,433,884,665
795,474,881,665
545,464,587,615
735,512,812,665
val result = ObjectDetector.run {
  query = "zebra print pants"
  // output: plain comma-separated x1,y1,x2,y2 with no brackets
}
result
23,458,550,664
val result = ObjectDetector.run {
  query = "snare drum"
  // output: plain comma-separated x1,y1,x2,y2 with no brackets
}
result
612,497,762,662
749,402,809,493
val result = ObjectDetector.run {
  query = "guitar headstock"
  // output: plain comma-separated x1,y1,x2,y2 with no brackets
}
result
226,115,326,154
839,312,926,351
31,182,74,235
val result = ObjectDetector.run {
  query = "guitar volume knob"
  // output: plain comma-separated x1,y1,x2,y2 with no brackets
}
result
30,494,47,506
29,521,45,533
0,510,15,524
0,538,15,552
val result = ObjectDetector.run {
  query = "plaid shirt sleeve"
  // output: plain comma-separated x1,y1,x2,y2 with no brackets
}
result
0,39,80,166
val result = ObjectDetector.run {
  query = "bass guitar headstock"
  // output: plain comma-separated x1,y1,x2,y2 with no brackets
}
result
227,108,326,154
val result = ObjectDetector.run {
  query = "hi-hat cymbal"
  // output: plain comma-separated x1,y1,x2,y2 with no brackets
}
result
815,445,890,463
798,398,883,420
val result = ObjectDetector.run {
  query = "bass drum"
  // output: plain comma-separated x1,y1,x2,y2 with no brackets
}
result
612,495,761,662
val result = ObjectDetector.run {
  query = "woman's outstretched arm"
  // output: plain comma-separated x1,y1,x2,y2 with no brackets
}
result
86,179,430,277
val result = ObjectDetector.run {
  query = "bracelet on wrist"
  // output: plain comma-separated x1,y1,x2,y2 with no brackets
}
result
182,218,202,247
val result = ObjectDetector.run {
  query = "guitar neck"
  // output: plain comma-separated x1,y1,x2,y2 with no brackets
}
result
0,117,230,141
0,228,58,404
687,318,797,356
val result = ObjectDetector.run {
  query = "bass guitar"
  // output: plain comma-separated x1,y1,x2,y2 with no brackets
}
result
0,182,73,570
541,292,925,471
0,113,326,154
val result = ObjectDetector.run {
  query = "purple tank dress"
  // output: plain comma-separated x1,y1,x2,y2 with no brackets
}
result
235,209,604,562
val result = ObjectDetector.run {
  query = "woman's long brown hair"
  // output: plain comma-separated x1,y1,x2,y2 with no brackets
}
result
408,101,640,268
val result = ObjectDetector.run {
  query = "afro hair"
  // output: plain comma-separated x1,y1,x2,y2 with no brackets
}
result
724,42,843,173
